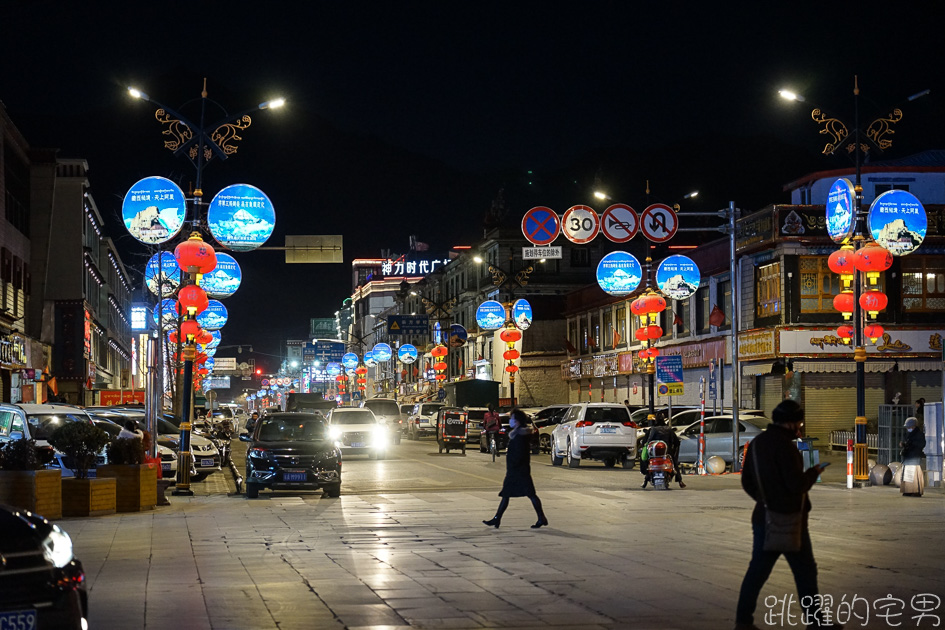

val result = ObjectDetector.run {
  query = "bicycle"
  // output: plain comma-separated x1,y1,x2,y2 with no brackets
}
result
490,433,498,463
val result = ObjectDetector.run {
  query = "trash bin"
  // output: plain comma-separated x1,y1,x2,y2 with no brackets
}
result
797,438,822,481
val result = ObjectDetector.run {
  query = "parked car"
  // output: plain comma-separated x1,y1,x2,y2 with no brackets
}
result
464,406,489,443
360,397,404,444
240,412,341,498
669,408,767,432
407,402,444,440
15,404,104,477
523,405,571,452
102,412,222,480
327,407,389,459
677,415,770,466
0,505,88,629
88,415,185,479
550,403,638,468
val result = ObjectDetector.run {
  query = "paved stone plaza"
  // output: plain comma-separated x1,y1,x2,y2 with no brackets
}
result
65,465,943,630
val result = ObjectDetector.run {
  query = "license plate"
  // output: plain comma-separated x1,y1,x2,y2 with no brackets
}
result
0,610,37,630
600,426,616,434
162,463,171,472
200,458,214,467
351,442,364,448
283,472,306,482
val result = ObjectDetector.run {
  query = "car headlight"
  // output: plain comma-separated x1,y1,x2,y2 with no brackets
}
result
373,425,387,443
42,525,74,568
329,426,342,440
248,448,270,460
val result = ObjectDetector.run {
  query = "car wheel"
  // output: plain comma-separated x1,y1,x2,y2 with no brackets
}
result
539,434,551,452
245,483,259,499
566,439,580,468
324,483,341,498
620,454,634,469
604,457,617,468
192,472,207,482
551,439,563,466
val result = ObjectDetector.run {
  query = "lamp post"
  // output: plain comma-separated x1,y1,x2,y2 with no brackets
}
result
129,80,283,493
781,77,928,485
486,254,535,406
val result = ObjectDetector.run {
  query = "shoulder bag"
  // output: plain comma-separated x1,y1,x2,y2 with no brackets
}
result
752,444,804,553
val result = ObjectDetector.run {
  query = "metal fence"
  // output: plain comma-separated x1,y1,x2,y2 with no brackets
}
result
878,404,913,466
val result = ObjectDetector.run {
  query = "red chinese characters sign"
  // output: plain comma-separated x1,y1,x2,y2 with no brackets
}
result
99,390,145,406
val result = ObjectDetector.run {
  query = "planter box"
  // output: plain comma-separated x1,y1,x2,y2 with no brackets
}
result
0,469,62,519
97,464,157,512
61,477,116,517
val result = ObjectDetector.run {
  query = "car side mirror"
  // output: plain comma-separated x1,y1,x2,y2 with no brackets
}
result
9,430,23,441
239,434,252,442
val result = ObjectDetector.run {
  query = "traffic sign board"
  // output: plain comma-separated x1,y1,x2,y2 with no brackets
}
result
522,206,560,246
562,205,600,244
656,354,684,384
601,204,639,243
640,204,678,243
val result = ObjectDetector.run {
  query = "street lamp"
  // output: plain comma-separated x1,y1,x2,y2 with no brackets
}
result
781,77,928,486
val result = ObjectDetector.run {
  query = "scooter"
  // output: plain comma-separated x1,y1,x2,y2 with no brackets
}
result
646,440,674,491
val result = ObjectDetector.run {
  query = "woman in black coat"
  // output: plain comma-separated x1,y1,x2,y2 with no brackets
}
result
483,408,548,529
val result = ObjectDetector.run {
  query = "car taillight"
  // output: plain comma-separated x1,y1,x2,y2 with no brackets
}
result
575,420,594,428
623,421,638,428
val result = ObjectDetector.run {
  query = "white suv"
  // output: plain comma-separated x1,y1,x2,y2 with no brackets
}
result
550,403,638,469
327,407,389,459
407,402,444,440
360,398,403,445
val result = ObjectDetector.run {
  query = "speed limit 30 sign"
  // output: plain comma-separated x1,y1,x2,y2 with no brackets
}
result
562,205,600,244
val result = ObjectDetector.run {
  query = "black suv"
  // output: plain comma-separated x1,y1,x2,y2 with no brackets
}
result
240,412,342,498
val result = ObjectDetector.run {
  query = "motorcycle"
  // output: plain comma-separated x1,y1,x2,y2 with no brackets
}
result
645,440,674,491
205,423,234,466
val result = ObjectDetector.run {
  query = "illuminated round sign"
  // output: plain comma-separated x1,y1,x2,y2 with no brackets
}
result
152,299,178,327
595,251,642,297
207,183,276,251
476,300,506,330
449,324,468,348
204,357,215,372
205,330,221,349
826,178,856,244
196,300,228,331
122,176,187,245
341,353,359,369
656,255,701,300
512,299,533,330
199,252,242,298
203,347,217,357
868,189,927,256
372,343,392,362
364,351,377,368
145,252,180,297
326,362,342,376
398,344,418,364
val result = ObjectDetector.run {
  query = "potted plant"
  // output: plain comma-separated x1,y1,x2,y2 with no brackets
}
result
0,437,62,519
98,436,157,512
48,422,115,517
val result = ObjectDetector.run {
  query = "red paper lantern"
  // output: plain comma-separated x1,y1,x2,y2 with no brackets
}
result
859,290,888,317
864,324,885,343
630,296,648,317
505,364,519,373
195,329,213,345
642,293,667,314
195,352,209,365
833,292,855,319
634,328,647,341
356,378,366,385
355,366,368,375
167,330,180,344
180,319,200,340
499,328,522,343
197,367,209,376
503,349,520,360
431,345,448,358
645,325,663,340
435,373,447,380
335,375,346,382
837,324,854,338
854,244,893,274
177,285,209,316
648,347,660,358
433,361,447,371
827,247,856,276
175,233,217,274
638,348,650,360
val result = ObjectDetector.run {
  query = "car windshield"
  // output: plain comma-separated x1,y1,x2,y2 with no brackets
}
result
421,404,442,415
331,411,376,425
584,407,630,423
157,419,181,435
93,420,123,439
257,417,328,442
26,413,91,440
365,401,400,415
743,416,771,430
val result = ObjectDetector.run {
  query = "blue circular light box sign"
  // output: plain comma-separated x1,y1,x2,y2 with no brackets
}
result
122,176,187,245
326,362,342,376
868,189,927,256
398,344,418,364
826,178,856,244
197,300,228,331
364,351,377,367
372,343,393,362
449,324,468,348
145,252,181,297
656,255,701,301
206,330,222,349
596,251,642,297
342,352,360,369
204,357,215,372
199,252,242,299
476,300,507,330
512,299,533,331
203,347,217,357
207,183,276,252
152,299,178,326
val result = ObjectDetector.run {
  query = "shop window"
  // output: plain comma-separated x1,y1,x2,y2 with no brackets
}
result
902,256,945,312
717,278,732,330
579,317,589,353
615,306,627,347
675,298,690,337
568,320,578,352
695,286,710,333
756,261,781,318
799,256,841,313
603,309,613,349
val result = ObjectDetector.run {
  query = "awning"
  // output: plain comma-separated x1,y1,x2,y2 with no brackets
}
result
792,360,942,374
742,362,774,376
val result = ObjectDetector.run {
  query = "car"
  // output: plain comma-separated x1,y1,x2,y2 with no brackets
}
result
550,403,638,468
88,415,186,479
523,405,571,452
240,412,342,499
676,415,771,466
668,408,767,433
13,404,105,477
360,397,404,444
406,402,444,440
0,505,88,629
327,407,390,458
463,406,489,443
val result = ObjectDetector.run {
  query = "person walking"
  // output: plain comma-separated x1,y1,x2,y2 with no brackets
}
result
482,408,548,529
899,417,925,497
734,400,836,630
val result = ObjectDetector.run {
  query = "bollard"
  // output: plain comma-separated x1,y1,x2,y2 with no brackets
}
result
846,438,854,489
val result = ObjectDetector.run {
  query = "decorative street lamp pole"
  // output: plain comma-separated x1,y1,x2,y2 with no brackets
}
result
487,255,533,407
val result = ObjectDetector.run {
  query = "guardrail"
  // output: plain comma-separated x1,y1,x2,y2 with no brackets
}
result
829,430,878,452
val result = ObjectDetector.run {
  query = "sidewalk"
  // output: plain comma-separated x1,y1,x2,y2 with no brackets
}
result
65,472,943,629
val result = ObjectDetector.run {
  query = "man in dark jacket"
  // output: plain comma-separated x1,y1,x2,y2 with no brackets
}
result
734,400,835,630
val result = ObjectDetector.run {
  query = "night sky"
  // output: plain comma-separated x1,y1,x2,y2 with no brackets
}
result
3,1,945,370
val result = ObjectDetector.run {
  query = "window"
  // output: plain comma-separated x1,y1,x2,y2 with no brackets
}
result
695,286,710,332
603,309,613,349
675,298,690,336
570,248,590,268
615,306,627,347
902,256,945,312
568,320,578,352
717,278,732,329
579,317,589,353
756,261,781,318
799,256,841,313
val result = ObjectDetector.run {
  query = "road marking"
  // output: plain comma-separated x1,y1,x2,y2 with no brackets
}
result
402,456,500,484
